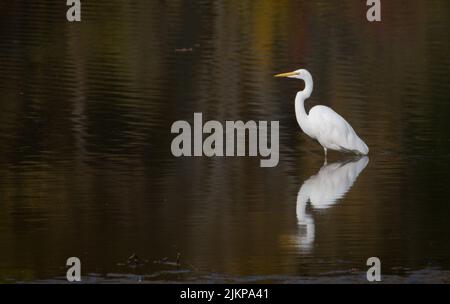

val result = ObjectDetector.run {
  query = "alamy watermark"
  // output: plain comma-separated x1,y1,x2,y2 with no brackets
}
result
66,257,81,282
61,0,383,283
366,0,381,22
66,0,81,22
65,1,380,23
366,257,381,282
170,113,279,168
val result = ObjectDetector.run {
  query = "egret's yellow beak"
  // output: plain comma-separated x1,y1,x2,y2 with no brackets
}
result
274,71,298,77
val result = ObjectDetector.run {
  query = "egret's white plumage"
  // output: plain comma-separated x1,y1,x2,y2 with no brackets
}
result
275,69,368,156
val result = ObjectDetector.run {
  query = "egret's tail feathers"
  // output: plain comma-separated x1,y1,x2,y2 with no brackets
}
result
339,138,369,155
356,139,369,155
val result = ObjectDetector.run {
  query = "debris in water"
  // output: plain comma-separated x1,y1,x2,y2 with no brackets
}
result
154,252,181,269
174,47,193,52
116,253,148,268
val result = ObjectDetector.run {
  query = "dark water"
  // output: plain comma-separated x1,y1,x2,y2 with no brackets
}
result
0,0,450,283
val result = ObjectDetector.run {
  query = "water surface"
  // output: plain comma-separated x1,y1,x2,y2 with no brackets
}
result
0,0,450,283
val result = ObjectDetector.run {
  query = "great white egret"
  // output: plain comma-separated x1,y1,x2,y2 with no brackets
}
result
275,69,369,157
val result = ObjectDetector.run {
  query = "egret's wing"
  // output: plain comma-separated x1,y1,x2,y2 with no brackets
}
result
308,105,367,153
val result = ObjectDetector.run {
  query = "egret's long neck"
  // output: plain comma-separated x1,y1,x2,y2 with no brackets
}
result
295,74,313,132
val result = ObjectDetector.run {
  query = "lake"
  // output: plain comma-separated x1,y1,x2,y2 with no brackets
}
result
0,0,449,283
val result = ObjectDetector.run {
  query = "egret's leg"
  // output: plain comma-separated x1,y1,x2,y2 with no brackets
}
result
323,147,328,165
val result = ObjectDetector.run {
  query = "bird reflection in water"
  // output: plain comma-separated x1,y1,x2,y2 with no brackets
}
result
295,157,369,251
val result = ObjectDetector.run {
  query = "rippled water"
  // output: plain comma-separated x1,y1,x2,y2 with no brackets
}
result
0,0,449,283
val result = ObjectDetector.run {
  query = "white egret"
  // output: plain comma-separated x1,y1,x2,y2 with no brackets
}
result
275,69,368,157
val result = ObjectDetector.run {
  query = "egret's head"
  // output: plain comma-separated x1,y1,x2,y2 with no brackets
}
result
274,69,311,80
274,68,313,97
